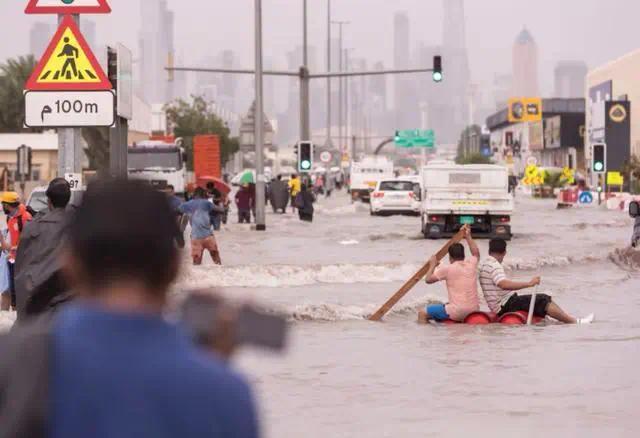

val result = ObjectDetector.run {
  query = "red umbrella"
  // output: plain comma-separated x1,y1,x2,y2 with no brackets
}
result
196,176,231,196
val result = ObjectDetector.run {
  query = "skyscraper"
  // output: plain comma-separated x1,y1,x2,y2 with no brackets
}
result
29,22,52,59
512,28,539,97
139,0,174,105
554,61,588,98
393,11,413,129
442,0,470,139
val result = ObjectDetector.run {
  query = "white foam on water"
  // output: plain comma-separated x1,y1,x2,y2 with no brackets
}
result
181,262,419,289
609,247,640,270
287,295,441,322
181,252,609,289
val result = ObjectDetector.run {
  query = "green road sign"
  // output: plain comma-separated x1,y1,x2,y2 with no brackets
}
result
394,129,435,148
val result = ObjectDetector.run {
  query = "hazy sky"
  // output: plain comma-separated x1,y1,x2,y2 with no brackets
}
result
2,0,640,97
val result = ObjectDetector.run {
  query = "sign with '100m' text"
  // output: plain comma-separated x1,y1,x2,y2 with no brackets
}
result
24,90,115,127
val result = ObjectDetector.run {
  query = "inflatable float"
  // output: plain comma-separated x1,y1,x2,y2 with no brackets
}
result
437,311,544,326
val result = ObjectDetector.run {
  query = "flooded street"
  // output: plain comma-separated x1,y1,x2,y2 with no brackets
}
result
2,192,638,437
196,192,639,437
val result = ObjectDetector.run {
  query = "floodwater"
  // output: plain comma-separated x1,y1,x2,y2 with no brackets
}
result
2,191,640,437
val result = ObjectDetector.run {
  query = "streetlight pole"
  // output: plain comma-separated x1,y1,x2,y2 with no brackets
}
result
254,0,266,231
344,49,354,154
300,0,310,142
331,21,348,151
325,0,333,148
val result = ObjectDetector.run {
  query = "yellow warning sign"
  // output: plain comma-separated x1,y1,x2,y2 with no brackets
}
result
607,171,624,186
26,15,111,91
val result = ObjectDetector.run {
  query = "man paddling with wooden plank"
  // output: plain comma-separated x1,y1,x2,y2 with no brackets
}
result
418,225,481,324
478,239,595,324
368,229,466,322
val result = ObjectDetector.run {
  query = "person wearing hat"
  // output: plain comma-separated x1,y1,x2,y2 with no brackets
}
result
1,191,32,310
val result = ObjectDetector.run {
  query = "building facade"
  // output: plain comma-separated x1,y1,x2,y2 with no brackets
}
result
486,99,586,174
586,49,639,166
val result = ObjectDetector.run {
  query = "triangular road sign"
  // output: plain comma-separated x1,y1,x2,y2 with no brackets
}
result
25,0,111,14
26,15,112,91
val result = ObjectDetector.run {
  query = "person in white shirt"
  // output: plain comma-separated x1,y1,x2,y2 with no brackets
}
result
478,238,594,324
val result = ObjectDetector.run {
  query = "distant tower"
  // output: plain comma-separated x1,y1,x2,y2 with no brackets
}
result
139,0,174,104
512,28,539,97
443,0,467,51
394,11,416,129
29,22,52,59
441,0,470,141
554,61,588,98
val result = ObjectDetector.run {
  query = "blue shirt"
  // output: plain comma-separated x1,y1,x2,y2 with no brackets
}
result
179,199,215,239
50,304,259,438
168,195,183,212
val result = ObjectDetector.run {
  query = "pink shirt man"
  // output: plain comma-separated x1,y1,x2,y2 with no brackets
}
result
432,255,480,321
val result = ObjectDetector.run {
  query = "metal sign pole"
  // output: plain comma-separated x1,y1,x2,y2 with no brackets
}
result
57,13,83,179
254,0,266,231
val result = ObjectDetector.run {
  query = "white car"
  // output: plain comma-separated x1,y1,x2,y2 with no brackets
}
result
370,179,421,216
27,186,85,215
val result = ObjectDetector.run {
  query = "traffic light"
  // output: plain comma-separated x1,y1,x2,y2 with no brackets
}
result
298,141,313,173
432,56,442,82
592,144,606,173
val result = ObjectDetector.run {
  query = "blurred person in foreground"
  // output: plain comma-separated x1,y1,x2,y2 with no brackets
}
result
14,178,72,322
0,192,32,311
0,179,259,438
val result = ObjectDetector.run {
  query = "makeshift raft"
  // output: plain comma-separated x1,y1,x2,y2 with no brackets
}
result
436,311,544,326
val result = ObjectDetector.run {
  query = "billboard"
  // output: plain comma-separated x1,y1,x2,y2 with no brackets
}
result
588,80,612,145
508,97,542,123
544,115,562,149
604,101,631,173
529,120,544,151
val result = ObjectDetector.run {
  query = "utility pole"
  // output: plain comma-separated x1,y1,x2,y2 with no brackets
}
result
344,49,354,153
325,0,333,148
57,14,83,178
332,20,349,151
254,0,266,231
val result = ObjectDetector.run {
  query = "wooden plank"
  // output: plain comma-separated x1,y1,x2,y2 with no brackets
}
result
368,229,466,322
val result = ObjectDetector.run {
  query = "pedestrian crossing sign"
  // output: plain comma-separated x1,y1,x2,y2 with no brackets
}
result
25,15,111,91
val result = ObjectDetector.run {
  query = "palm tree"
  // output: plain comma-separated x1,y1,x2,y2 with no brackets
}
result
0,55,39,133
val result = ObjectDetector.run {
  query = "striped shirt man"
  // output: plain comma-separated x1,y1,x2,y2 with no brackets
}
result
478,255,514,313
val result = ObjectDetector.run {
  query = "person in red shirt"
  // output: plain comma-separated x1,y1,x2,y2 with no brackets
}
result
1,192,32,310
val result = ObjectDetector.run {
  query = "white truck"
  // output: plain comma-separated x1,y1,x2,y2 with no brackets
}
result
128,141,187,197
349,157,394,202
420,163,514,240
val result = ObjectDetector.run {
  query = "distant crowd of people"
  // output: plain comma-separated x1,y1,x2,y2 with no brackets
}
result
233,171,343,225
